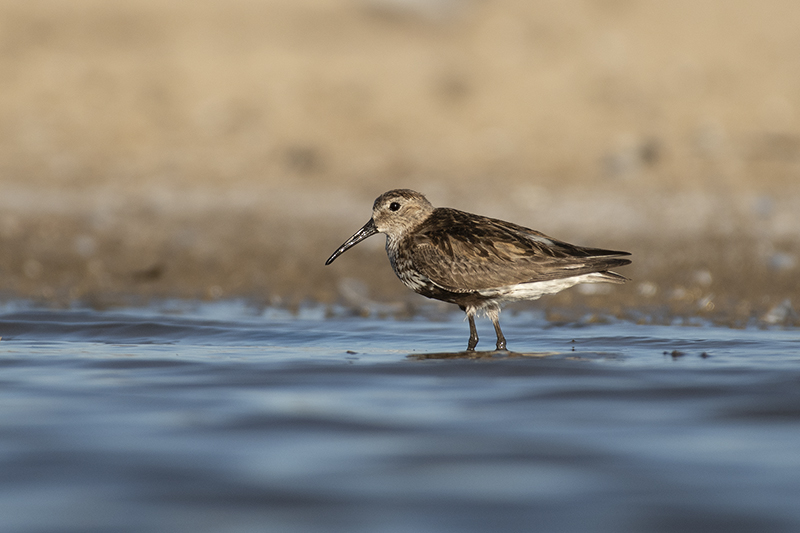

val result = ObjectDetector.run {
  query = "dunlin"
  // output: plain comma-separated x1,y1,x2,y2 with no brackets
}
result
326,189,631,351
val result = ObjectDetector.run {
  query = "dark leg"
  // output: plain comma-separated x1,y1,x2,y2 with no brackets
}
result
492,316,506,351
466,314,479,351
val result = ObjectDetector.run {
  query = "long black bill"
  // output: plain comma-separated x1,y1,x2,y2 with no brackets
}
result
325,219,379,265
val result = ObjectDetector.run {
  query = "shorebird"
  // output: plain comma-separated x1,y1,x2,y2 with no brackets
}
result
325,189,631,351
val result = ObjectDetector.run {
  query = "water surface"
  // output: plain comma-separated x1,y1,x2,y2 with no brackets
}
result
1,304,799,533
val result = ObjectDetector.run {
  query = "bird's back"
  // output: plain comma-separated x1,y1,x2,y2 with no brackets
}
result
397,208,630,294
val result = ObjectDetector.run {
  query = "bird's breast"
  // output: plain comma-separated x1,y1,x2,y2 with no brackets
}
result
386,241,437,295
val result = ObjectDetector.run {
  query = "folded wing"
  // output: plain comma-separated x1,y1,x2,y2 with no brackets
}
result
407,208,631,293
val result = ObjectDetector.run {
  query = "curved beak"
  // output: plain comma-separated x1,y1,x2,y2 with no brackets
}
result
325,219,379,265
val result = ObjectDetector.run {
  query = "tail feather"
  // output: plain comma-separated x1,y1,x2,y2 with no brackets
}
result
595,270,629,284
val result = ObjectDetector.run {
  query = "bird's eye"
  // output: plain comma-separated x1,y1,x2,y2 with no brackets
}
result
389,202,401,212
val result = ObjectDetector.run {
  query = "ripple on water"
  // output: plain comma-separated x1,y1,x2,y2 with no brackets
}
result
0,304,799,533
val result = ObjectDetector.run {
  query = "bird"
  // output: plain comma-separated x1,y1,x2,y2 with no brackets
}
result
325,189,631,352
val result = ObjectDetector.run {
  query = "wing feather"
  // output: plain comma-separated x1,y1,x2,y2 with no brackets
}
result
406,208,630,292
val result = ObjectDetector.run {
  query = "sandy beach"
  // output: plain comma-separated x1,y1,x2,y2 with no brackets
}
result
1,0,798,324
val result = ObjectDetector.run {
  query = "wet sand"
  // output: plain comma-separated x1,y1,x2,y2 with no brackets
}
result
1,0,798,324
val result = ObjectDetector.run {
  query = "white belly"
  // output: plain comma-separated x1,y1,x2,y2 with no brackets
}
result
476,273,611,302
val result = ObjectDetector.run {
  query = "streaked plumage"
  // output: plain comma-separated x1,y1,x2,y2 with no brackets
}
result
326,189,631,351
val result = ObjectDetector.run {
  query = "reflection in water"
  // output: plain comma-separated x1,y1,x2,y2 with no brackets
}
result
408,350,558,360
0,304,799,533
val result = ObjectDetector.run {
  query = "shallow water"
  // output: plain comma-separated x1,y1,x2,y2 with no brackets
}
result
1,303,799,533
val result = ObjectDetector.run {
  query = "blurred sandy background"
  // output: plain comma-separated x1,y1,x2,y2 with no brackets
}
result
1,0,798,324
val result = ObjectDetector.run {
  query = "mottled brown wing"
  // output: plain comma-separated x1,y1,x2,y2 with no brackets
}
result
406,208,631,292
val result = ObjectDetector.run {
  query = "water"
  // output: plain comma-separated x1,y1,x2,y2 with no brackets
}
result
1,303,799,533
